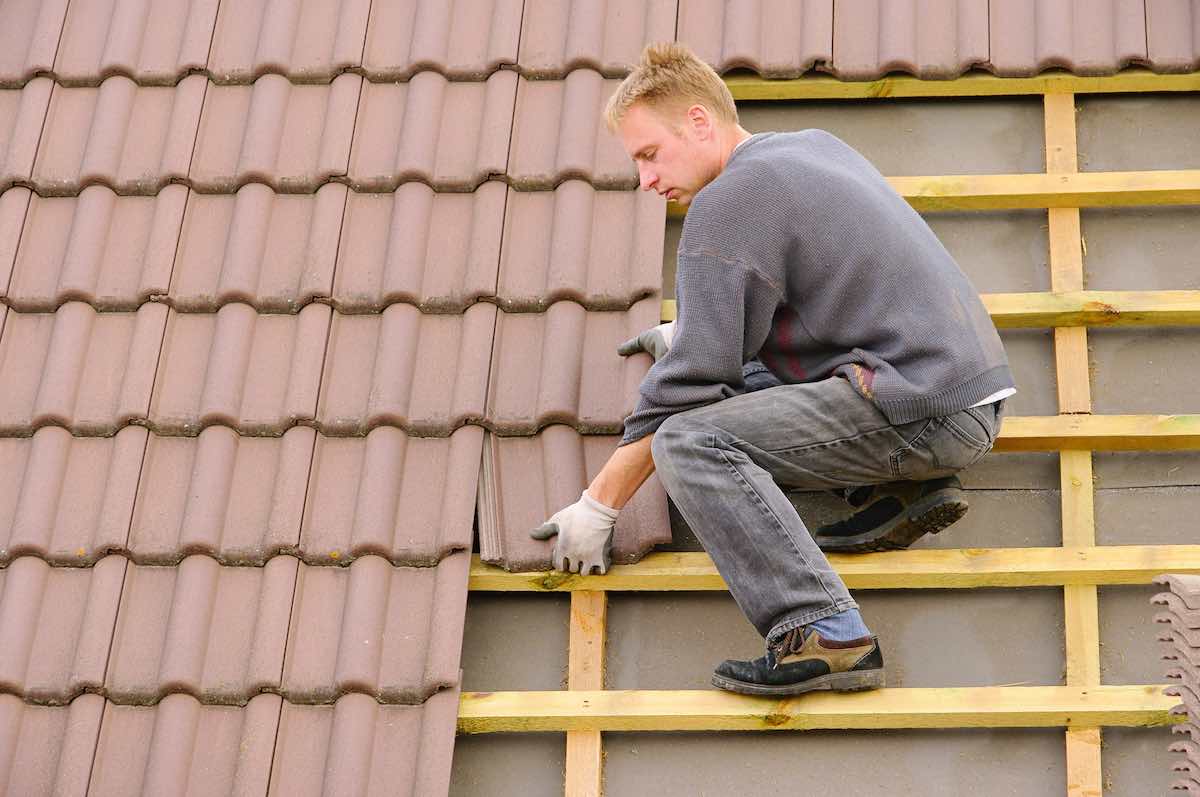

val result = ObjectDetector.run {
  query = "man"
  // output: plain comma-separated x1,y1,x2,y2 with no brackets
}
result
530,42,1015,697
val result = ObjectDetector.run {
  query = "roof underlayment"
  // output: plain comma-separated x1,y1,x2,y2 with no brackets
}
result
1,0,1198,794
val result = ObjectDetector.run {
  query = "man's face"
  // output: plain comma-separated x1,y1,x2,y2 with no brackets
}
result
617,102,720,207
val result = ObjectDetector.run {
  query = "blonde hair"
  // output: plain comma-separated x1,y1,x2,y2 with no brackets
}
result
604,42,738,131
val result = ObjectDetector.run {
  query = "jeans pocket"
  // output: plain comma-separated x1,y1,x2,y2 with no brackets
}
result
888,418,936,479
925,411,992,471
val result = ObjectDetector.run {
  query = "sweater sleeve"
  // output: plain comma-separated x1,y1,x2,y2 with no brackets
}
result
619,250,784,445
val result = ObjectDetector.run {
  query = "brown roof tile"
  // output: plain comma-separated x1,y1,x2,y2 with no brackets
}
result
1147,0,1200,71
1159,574,1200,607
832,0,989,80
191,73,360,193
0,79,52,190
362,0,523,80
300,425,482,565
281,553,468,703
497,181,665,311
207,0,370,84
478,426,673,571
332,181,505,313
0,302,166,436
316,302,494,436
677,0,834,78
0,556,126,704
486,299,657,434
0,693,103,795
0,426,145,565
128,426,313,565
508,70,637,190
269,688,460,796
170,183,346,312
0,187,31,292
0,0,70,88
53,0,219,86
149,302,329,436
88,693,279,797
347,70,516,192
1157,592,1200,628
5,185,186,312
105,554,296,704
518,0,678,78
33,76,205,196
989,0,1149,76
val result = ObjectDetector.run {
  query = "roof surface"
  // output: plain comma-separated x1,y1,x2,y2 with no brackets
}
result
1,0,1198,793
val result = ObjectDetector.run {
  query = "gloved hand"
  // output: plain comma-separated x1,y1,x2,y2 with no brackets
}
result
529,490,619,575
617,321,675,361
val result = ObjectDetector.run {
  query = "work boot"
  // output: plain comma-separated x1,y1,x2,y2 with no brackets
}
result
711,627,884,696
815,476,968,553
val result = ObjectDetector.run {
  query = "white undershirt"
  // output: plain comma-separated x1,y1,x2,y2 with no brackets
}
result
970,387,1016,407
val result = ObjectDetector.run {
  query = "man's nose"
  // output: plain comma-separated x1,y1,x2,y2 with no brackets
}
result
638,165,657,191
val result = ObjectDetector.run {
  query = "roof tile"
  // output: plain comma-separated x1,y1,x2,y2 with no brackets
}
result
0,0,70,88
0,426,145,565
208,0,371,84
0,693,103,796
316,302,495,436
105,554,297,704
677,0,834,77
486,299,657,434
1147,0,1200,71
301,425,482,565
497,181,665,311
170,182,346,312
190,73,360,193
508,70,637,189
128,425,313,565
0,187,31,291
269,688,460,797
832,0,989,80
347,70,517,192
1158,574,1200,608
0,302,166,436
0,556,126,703
53,0,219,86
479,426,673,571
0,78,52,191
33,75,205,196
88,693,279,797
989,0,1148,76
332,181,505,313
149,302,329,436
362,0,523,79
518,0,678,78
281,553,469,703
5,184,186,311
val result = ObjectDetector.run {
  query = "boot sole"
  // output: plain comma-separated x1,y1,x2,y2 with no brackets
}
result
815,489,968,554
711,666,885,696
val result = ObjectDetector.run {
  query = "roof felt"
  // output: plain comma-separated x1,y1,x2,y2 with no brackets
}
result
1,0,1198,793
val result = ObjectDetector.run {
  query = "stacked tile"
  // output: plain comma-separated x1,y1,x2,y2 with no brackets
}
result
1153,574,1200,794
0,1,530,793
472,3,677,573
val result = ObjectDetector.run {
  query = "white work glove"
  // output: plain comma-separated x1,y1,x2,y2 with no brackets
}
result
529,490,619,575
617,321,675,361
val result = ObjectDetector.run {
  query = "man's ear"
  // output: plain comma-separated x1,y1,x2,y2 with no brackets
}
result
686,104,712,139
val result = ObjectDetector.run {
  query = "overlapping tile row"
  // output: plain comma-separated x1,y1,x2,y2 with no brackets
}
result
0,420,483,567
0,685,461,795
989,0,1148,76
0,552,468,706
677,0,835,77
517,0,679,77
833,0,989,80
1154,574,1200,794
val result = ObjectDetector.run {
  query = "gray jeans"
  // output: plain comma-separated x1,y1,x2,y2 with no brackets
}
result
650,373,1004,642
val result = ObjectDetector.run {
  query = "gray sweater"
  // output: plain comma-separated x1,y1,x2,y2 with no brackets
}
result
621,129,1014,445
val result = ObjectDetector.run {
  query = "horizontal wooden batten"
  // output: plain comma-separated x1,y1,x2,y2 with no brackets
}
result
470,544,1200,592
661,291,1200,328
724,68,1200,101
457,685,1175,733
996,414,1200,452
665,170,1200,218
